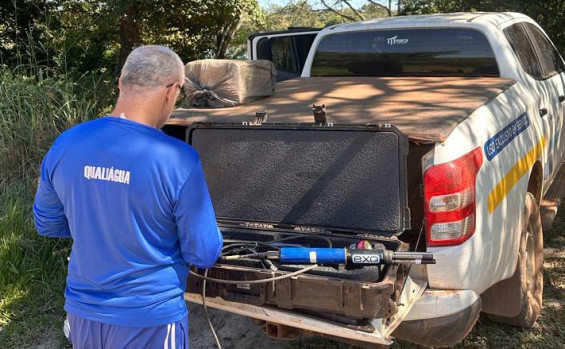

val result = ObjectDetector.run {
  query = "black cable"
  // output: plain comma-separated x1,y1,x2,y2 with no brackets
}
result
223,234,333,253
222,241,282,250
220,246,257,257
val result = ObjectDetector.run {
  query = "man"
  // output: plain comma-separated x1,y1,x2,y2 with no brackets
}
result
33,45,223,348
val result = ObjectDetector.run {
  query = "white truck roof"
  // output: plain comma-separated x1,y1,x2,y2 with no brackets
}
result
326,12,530,31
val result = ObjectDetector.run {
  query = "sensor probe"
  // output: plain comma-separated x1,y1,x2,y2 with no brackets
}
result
268,247,435,265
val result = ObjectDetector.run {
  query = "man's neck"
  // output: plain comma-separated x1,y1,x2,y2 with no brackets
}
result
110,97,162,128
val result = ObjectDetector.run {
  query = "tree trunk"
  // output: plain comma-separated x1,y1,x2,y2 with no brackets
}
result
320,0,358,21
118,1,143,73
215,14,244,58
342,0,366,20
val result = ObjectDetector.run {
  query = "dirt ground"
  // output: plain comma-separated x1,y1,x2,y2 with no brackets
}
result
188,303,297,349
188,301,356,348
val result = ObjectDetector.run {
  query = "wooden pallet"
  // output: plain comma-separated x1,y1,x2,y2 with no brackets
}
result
541,160,565,231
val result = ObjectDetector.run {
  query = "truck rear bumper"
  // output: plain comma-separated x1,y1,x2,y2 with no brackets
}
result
404,289,480,321
392,297,482,347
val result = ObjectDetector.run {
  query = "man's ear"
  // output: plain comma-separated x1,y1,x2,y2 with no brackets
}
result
165,83,177,103
118,77,123,90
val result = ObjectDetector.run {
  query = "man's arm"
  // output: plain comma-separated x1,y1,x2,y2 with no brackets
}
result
33,150,71,238
174,159,223,268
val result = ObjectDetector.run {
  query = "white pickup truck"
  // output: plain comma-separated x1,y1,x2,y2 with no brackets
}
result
165,12,565,347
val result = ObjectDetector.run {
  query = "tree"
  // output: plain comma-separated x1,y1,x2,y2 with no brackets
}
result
111,0,263,67
263,1,348,31
319,0,395,21
0,0,59,66
117,1,145,69
362,1,393,18
0,0,263,73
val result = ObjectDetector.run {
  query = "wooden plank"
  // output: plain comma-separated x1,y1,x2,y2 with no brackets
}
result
185,292,393,346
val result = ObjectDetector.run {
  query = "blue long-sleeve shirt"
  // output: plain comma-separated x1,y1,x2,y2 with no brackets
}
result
33,116,223,327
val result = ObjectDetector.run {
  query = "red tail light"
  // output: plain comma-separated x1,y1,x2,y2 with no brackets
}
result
424,147,483,247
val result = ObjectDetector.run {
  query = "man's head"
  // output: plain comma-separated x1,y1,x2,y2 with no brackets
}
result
117,45,184,128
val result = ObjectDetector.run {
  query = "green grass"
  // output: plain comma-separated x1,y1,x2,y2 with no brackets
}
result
0,185,71,348
0,68,114,191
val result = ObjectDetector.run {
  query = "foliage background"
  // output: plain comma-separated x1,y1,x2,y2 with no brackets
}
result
2,1,565,74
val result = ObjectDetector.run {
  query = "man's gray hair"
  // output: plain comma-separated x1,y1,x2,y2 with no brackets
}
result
121,45,184,94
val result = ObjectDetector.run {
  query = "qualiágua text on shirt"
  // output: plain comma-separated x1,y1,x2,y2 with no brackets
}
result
83,165,131,184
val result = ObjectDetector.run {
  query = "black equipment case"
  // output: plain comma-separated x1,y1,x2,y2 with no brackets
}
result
185,123,411,326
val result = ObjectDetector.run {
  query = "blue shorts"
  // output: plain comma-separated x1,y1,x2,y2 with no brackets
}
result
67,313,188,349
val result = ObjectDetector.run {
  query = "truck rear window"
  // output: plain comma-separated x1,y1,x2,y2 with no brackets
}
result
311,28,499,77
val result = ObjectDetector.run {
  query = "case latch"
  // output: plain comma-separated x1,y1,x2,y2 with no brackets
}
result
254,108,268,125
312,104,328,125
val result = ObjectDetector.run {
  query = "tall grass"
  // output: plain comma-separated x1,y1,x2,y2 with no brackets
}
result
0,67,115,194
0,66,115,347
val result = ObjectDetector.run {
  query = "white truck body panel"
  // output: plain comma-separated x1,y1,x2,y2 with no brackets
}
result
403,289,480,321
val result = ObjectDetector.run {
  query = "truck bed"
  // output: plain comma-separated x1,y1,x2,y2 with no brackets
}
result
170,77,515,143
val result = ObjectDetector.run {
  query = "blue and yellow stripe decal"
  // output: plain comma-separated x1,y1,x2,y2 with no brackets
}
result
488,136,546,213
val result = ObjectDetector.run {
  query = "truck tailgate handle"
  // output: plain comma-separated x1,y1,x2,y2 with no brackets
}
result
559,95,565,103
539,107,548,117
